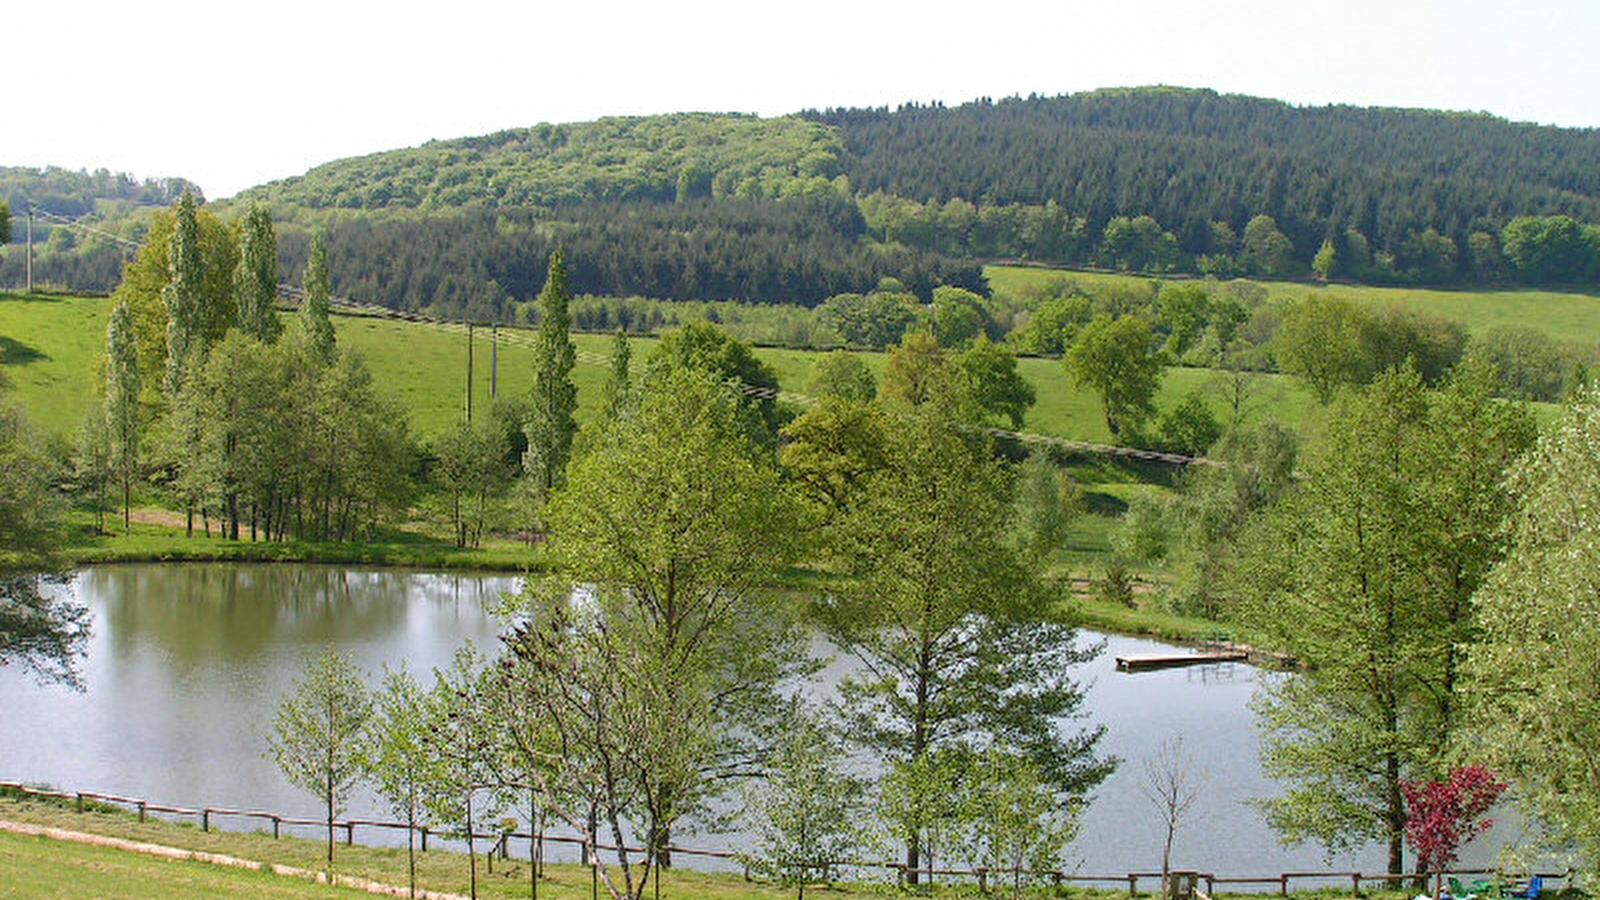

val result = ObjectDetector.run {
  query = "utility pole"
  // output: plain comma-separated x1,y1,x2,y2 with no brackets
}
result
25,204,33,294
490,324,498,399
466,322,475,422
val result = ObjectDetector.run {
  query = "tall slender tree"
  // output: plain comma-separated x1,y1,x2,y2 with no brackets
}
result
300,233,336,364
104,301,141,532
234,203,281,342
600,328,630,422
523,251,578,506
162,192,204,397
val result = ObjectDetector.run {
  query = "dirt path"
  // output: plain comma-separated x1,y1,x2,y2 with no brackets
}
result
0,819,469,900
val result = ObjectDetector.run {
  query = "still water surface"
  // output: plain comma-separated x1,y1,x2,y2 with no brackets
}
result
2,564,1402,880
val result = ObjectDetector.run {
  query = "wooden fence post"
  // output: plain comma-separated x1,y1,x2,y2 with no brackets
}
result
273,816,281,839
138,801,146,823
1130,874,1139,897
1351,873,1362,897
421,828,429,853
201,810,210,832
76,792,84,814
1280,874,1289,896
346,823,354,845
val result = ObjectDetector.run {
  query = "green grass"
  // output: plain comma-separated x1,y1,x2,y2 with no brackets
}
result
0,796,1428,900
0,828,377,900
55,510,543,572
986,264,1600,342
0,293,1315,445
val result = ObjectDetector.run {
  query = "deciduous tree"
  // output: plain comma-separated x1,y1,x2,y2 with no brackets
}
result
820,403,1109,881
270,648,373,864
1065,314,1162,436
234,203,281,342
523,251,577,507
1464,380,1600,864
103,301,140,531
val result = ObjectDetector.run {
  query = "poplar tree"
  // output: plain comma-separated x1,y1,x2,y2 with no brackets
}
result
300,233,336,364
104,301,141,532
523,251,577,505
600,327,630,422
162,192,204,397
234,203,281,343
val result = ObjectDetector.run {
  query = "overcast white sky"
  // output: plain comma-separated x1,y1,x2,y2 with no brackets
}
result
8,0,1596,199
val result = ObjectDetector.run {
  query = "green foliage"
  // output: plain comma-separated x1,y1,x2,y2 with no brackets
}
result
0,200,9,244
362,666,435,899
431,417,510,548
877,331,949,408
927,285,991,346
804,350,876,403
236,113,846,213
962,746,1078,897
1312,239,1337,281
1234,363,1535,870
778,397,888,514
742,711,863,893
819,403,1109,873
1158,392,1222,456
1475,324,1582,402
1464,379,1600,866
0,403,60,560
649,319,783,439
1274,297,1376,404
1008,294,1091,356
112,201,237,403
161,192,206,397
1501,215,1598,283
523,251,578,505
953,335,1035,429
1100,215,1181,272
815,291,916,349
1065,314,1163,436
1009,450,1079,561
1156,284,1211,359
1242,215,1296,277
270,647,373,864
299,233,335,364
600,327,631,422
234,203,281,343
103,301,140,531
531,370,807,896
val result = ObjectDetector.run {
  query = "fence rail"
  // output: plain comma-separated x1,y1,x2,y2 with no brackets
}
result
0,780,1572,894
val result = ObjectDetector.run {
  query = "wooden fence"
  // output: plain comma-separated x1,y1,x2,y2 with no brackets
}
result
0,780,1572,895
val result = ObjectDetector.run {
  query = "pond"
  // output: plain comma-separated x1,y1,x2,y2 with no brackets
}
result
0,563,1409,882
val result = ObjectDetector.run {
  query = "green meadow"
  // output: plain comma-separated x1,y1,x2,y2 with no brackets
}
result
987,264,1600,342
0,292,1316,445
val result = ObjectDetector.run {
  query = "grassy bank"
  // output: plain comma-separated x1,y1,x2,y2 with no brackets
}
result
54,510,541,572
0,795,1419,900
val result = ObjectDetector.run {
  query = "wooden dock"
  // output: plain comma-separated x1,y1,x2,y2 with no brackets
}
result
1115,649,1249,672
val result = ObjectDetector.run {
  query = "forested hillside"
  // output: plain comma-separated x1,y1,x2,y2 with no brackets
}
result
234,113,847,213
14,88,1600,306
809,88,1600,271
280,198,983,314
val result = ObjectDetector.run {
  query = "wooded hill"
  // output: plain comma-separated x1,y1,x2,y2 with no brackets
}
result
11,87,1600,307
809,87,1600,259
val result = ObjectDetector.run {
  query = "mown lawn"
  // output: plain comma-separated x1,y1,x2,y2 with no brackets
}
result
0,828,376,900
